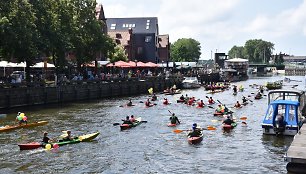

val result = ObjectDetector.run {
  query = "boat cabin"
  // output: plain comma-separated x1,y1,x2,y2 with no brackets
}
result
268,89,306,116
262,100,303,136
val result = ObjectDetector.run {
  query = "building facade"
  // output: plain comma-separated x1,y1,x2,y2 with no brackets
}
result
106,17,169,63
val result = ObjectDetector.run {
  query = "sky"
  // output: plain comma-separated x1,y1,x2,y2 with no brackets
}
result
98,0,306,59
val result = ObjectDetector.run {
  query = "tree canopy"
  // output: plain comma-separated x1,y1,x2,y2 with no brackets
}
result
0,0,115,80
228,39,274,64
170,38,201,62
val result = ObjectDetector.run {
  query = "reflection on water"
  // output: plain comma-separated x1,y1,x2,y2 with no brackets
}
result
0,75,305,173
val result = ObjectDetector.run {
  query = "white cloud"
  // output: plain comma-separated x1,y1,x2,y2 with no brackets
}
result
99,0,306,56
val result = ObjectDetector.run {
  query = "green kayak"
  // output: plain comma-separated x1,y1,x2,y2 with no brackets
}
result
54,132,100,146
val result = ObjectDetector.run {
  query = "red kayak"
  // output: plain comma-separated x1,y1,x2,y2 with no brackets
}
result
196,105,204,108
177,99,185,103
214,112,224,116
167,123,177,127
18,142,42,150
188,134,203,144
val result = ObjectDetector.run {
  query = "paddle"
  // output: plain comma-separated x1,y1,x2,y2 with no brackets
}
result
173,126,217,133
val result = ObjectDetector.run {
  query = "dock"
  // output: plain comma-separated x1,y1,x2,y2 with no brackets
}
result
285,124,306,173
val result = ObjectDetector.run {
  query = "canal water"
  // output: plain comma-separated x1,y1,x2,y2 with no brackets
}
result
0,75,305,174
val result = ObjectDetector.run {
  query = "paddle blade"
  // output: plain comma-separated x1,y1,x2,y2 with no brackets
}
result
141,121,148,123
113,123,120,126
173,129,184,133
208,106,214,109
206,126,217,130
240,116,247,120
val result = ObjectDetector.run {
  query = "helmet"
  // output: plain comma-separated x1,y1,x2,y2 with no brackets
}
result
193,123,197,127
126,116,129,119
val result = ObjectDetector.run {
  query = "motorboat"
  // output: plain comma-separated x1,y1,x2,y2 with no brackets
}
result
182,77,201,89
261,100,304,136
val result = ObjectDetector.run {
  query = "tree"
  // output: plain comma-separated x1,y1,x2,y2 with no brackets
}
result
243,39,274,63
170,38,201,62
0,0,39,81
109,44,128,63
228,46,244,59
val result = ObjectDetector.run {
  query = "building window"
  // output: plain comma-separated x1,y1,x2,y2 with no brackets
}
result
110,23,116,30
137,47,143,55
145,36,152,43
146,25,150,30
132,24,136,27
122,24,126,27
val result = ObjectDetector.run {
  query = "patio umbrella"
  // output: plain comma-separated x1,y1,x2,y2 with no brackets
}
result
145,62,159,68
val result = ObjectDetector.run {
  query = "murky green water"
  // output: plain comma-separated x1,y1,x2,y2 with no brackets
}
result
0,75,304,173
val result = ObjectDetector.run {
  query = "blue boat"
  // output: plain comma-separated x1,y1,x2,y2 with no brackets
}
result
262,100,304,136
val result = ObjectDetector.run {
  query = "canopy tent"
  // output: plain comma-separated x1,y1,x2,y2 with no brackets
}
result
31,62,55,68
106,61,130,68
145,62,159,67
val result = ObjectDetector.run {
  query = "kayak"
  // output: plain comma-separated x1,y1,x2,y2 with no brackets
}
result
222,122,237,130
167,123,177,127
196,105,204,108
18,142,42,150
0,121,48,132
255,96,262,99
120,117,142,131
55,132,100,146
214,112,224,116
145,104,154,108
18,132,100,150
177,99,185,103
187,133,203,144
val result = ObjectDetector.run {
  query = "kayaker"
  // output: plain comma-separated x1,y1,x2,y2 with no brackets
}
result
163,98,169,105
15,112,28,125
216,104,224,113
242,96,248,103
233,85,237,93
255,92,262,98
122,116,133,124
187,98,193,105
198,100,205,107
188,123,202,137
169,113,180,124
62,130,73,141
145,99,151,107
208,97,215,104
179,95,185,101
42,132,51,144
152,93,157,101
234,101,241,108
223,116,235,125
127,99,133,106
130,115,136,122
259,86,264,93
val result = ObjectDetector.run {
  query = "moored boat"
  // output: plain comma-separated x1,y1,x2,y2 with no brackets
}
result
262,100,303,136
182,77,201,89
120,117,142,131
0,121,48,132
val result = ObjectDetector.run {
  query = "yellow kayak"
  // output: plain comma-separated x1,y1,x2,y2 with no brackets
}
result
0,121,48,132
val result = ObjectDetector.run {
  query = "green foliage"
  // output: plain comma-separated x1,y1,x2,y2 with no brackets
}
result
243,39,274,63
170,38,201,62
228,39,274,63
109,44,128,63
0,0,115,77
228,46,244,59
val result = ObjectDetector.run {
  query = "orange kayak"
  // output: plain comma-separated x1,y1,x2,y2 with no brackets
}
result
0,121,48,132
